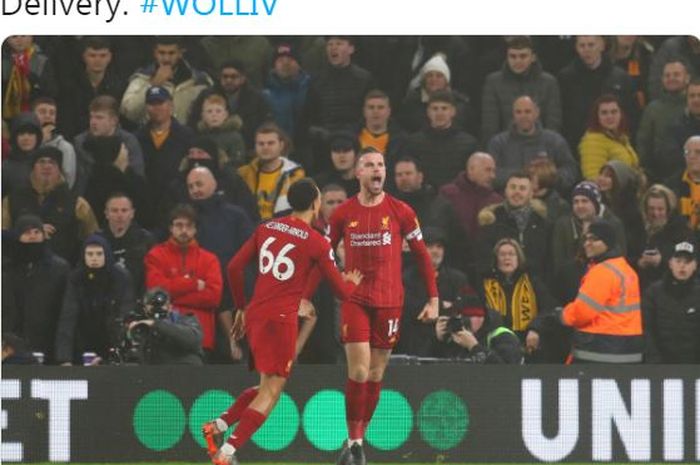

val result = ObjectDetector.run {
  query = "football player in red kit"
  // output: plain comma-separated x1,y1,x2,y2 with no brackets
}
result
312,148,439,465
202,178,362,465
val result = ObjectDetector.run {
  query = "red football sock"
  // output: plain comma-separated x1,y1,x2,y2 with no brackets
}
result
345,379,367,440
220,386,259,426
362,381,382,436
227,407,267,450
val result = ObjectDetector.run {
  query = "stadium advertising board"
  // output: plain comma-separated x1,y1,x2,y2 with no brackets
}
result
2,365,698,462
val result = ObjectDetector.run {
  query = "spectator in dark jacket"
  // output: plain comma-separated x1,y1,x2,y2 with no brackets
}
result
398,53,476,135
647,36,700,101
82,134,150,228
98,193,155,297
481,36,562,143
2,112,42,197
405,90,478,189
397,226,470,357
432,294,523,364
665,79,700,171
314,130,360,197
356,89,406,171
55,234,135,365
1,214,70,364
476,172,551,278
558,36,637,149
526,157,571,222
642,241,700,363
488,95,577,193
634,184,694,288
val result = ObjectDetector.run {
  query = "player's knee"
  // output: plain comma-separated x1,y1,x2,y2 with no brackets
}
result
347,365,369,382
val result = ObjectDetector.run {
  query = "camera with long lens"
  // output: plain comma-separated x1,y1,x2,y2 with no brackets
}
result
108,288,171,364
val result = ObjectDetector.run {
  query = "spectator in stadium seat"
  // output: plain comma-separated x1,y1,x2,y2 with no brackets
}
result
135,85,194,227
526,157,571,222
393,156,461,264
81,134,150,229
200,36,273,88
186,166,254,363
642,240,700,364
439,152,502,251
560,219,644,364
120,37,212,126
481,36,562,143
664,135,700,236
2,146,99,264
578,94,640,180
2,112,42,197
398,53,476,135
2,214,70,364
595,160,646,261
397,226,469,357
314,130,360,197
32,96,78,190
55,234,134,365
432,291,523,364
665,79,700,170
238,123,305,220
488,95,577,193
97,193,155,297
2,35,57,122
558,36,637,149
190,61,273,149
636,60,690,182
475,172,551,279
145,204,222,356
356,89,406,170
74,95,146,194
405,90,478,189
193,93,246,167
169,137,259,222
551,180,626,273
648,36,700,101
60,37,126,139
608,36,655,109
477,238,565,363
634,184,694,288
263,43,311,144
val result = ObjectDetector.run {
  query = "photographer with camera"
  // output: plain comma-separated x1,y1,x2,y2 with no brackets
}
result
126,287,204,365
432,292,523,364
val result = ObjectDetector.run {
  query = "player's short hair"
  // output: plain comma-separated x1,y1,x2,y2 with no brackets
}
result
288,178,320,212
169,203,197,225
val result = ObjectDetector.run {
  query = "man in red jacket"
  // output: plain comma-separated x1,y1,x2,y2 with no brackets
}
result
145,204,222,355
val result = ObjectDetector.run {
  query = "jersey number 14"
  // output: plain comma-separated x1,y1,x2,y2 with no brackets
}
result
259,237,296,281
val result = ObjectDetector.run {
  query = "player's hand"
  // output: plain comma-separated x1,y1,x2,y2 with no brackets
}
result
417,297,439,322
342,269,363,285
525,330,540,354
229,339,243,362
298,299,316,319
230,309,246,340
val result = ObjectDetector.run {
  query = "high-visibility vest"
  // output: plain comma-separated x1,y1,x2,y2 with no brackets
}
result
562,256,643,363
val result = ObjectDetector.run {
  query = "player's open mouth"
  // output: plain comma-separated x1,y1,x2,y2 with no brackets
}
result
371,176,382,183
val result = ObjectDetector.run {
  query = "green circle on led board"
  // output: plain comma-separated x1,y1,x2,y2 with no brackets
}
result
133,390,186,451
301,389,347,451
365,389,413,450
188,390,235,448
417,390,469,450
251,392,299,451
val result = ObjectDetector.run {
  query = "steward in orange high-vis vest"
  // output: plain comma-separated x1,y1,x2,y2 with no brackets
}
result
561,220,643,363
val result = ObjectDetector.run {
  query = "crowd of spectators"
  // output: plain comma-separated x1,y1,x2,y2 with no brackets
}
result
2,35,699,365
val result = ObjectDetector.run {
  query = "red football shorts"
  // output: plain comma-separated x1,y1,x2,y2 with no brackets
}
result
340,301,403,349
246,318,296,378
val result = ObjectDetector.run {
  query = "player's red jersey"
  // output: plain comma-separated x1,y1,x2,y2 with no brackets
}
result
227,216,353,324
327,194,437,308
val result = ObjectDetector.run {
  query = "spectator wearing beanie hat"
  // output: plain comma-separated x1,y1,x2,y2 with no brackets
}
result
2,146,99,264
551,180,627,271
2,212,70,365
561,218,643,364
263,42,311,143
398,53,476,134
81,134,150,228
3,112,43,197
